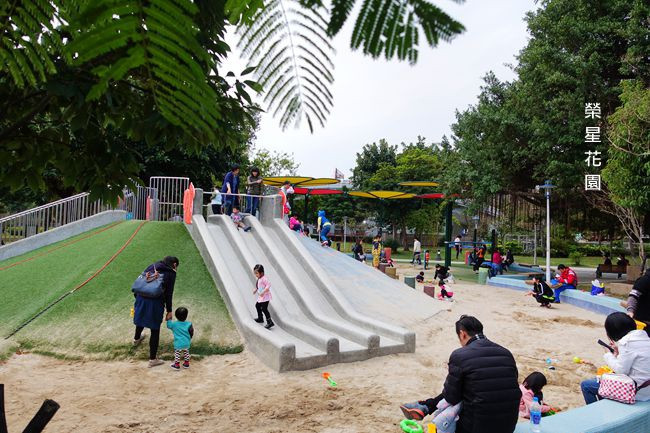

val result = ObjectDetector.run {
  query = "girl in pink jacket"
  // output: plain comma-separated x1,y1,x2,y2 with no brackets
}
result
519,372,553,418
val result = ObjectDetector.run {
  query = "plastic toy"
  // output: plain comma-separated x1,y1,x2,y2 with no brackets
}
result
427,423,437,433
636,320,647,330
597,365,613,376
573,357,595,367
321,372,337,387
400,419,423,433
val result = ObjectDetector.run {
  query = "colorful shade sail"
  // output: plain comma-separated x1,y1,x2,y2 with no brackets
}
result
416,193,445,199
262,176,339,187
399,181,440,187
348,190,416,199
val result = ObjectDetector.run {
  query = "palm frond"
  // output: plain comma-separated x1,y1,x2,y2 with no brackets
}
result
0,0,62,88
237,0,335,132
335,0,465,64
67,0,222,142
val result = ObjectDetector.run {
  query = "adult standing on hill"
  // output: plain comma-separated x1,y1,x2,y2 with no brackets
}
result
133,256,180,367
246,167,263,217
222,164,240,216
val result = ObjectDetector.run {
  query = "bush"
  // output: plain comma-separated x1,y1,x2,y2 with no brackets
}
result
551,238,577,257
503,241,524,255
383,237,400,253
569,251,584,266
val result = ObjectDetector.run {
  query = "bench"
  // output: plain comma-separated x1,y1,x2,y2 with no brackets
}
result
596,263,627,277
514,399,650,433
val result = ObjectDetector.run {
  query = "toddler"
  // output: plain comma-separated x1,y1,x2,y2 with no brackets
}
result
519,372,553,418
253,264,274,329
166,307,194,370
415,271,425,283
437,280,454,300
231,206,251,232
424,250,430,270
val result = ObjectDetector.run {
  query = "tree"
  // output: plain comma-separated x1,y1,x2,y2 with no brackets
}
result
249,147,300,177
598,81,650,260
237,0,466,131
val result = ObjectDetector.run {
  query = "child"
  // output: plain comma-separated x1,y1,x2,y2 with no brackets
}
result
525,275,554,308
424,250,430,270
210,184,222,215
289,215,303,232
231,206,251,232
415,271,425,283
317,210,332,246
372,236,382,268
166,307,194,370
437,280,454,300
519,372,553,418
252,264,274,329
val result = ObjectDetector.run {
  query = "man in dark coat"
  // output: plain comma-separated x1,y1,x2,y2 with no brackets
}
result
627,268,650,336
400,315,521,433
221,164,240,216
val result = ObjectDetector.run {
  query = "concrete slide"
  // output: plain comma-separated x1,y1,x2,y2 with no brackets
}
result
187,193,439,372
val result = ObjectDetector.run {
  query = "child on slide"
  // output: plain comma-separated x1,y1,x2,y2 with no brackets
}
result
253,264,274,329
317,210,332,246
231,206,252,232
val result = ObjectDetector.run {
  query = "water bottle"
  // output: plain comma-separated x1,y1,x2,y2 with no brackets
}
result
530,397,542,432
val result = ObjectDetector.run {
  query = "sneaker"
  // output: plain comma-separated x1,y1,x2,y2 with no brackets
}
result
254,318,264,323
244,226,252,232
170,362,181,371
133,335,145,346
148,359,164,368
183,361,190,369
400,402,428,420
265,320,275,329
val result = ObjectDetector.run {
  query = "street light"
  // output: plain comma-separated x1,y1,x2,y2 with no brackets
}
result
536,180,555,282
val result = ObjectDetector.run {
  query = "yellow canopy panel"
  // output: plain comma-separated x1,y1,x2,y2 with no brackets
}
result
299,178,339,186
348,190,415,199
262,176,314,186
398,181,440,187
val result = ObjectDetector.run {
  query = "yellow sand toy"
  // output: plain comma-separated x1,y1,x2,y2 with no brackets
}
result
636,320,647,330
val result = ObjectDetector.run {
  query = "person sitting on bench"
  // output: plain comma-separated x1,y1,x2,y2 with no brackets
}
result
596,253,612,278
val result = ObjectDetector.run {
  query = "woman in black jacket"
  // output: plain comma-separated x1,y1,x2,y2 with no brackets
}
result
133,256,179,367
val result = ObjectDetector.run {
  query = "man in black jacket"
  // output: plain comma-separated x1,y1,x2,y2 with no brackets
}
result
627,268,650,336
400,315,521,433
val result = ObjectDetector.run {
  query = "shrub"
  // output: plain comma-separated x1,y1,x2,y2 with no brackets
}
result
569,251,584,266
383,237,400,253
503,241,524,255
551,238,577,257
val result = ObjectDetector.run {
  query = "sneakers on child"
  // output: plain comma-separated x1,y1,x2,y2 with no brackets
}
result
244,226,252,232
265,319,275,329
254,318,264,323
170,362,181,371
400,402,428,420
183,361,190,369
133,335,145,346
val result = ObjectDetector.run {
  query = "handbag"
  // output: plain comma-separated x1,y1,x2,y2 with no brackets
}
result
598,373,650,404
131,266,164,298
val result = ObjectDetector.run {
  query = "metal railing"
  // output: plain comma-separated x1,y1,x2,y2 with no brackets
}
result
0,193,110,245
150,176,189,221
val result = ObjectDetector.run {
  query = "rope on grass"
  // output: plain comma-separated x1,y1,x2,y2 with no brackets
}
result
4,221,146,340
0,221,124,272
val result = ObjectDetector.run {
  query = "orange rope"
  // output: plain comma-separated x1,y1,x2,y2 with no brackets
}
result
5,221,146,339
0,221,124,272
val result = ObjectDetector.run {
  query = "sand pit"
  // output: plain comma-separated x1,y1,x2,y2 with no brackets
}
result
1,280,610,432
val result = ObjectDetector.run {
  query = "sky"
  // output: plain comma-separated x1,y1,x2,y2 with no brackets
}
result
226,0,538,178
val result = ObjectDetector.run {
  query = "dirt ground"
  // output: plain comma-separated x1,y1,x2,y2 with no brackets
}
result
1,279,609,433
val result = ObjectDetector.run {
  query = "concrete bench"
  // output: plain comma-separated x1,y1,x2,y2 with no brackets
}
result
514,400,650,433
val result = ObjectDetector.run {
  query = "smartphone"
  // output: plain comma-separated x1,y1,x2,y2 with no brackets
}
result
598,339,615,353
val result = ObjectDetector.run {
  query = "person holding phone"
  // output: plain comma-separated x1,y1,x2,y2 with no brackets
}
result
580,312,650,404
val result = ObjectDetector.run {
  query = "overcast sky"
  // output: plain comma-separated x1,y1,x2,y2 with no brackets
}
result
227,0,538,178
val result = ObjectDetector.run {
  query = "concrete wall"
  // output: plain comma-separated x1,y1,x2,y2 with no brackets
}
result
0,210,126,262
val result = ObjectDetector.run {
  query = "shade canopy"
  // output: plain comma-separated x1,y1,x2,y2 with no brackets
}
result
399,181,440,187
263,176,339,187
348,190,416,199
416,193,445,199
293,187,343,196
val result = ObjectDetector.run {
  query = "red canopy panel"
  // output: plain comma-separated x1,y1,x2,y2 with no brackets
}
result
293,188,343,196
415,193,461,199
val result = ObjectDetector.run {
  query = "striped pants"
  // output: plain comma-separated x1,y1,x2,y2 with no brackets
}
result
174,349,190,364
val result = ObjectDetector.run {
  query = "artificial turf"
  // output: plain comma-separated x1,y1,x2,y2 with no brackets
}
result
0,221,241,360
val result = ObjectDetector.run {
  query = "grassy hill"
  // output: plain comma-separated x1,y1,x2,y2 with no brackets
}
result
0,221,241,360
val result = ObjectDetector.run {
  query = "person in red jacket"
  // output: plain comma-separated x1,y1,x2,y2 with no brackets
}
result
554,264,578,303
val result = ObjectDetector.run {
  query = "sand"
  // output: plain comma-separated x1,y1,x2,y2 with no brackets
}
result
0,279,609,433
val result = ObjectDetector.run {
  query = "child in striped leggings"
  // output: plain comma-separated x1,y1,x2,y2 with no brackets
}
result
166,307,194,370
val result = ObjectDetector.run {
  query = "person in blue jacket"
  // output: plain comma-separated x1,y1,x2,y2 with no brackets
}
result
317,210,332,246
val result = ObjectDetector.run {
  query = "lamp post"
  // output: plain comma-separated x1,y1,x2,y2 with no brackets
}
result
536,180,555,282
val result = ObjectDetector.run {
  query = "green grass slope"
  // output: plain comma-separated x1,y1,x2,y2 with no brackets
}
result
0,221,241,360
